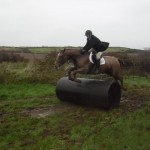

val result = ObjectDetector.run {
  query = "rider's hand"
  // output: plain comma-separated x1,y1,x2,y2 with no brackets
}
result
80,48,86,54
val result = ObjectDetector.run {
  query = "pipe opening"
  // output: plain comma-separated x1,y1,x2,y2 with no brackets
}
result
108,82,121,107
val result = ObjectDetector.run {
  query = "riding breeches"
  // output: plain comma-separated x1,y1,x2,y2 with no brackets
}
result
88,49,103,60
96,52,102,60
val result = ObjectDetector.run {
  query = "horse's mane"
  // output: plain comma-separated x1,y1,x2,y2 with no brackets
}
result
64,48,81,56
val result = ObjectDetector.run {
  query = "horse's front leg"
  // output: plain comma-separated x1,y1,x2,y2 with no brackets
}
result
68,67,76,80
72,67,89,83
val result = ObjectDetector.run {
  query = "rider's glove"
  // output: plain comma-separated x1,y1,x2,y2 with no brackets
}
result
80,48,86,54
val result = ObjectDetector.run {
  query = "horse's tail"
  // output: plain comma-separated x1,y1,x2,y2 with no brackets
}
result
118,58,124,66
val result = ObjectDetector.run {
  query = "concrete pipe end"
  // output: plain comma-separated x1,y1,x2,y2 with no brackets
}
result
108,82,121,108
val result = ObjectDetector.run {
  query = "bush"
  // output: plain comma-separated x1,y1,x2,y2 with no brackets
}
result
0,51,27,62
104,50,150,76
0,51,64,84
140,50,150,74
0,50,149,84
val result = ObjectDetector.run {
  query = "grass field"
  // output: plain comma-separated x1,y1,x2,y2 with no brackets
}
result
29,47,132,53
0,46,139,54
0,77,150,150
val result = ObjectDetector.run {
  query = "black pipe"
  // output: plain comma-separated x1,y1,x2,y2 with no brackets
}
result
56,77,121,109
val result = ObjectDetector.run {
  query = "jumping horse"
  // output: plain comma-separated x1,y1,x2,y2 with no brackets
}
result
54,48,126,90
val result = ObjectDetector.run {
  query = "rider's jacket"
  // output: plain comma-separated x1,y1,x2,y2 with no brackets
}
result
83,35,102,52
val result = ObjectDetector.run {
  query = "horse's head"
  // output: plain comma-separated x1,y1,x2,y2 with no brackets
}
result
54,49,70,69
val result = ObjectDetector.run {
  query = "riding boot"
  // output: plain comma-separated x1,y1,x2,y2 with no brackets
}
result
92,53,99,71
96,59,100,69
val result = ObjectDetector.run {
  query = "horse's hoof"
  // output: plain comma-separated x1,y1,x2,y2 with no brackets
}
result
124,88,127,91
68,77,74,81
75,79,82,83
122,87,127,91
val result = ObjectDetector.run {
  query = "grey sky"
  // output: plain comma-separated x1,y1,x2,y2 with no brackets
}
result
0,0,150,49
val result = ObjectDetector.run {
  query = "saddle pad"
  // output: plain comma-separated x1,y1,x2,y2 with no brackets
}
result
100,57,105,65
89,52,105,65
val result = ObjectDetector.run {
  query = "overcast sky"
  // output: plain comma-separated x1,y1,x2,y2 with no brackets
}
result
0,0,150,49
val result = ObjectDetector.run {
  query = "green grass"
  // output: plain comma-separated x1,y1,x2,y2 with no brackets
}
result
0,77,150,150
125,76,150,88
69,105,150,150
107,47,130,52
29,46,131,53
0,83,55,100
0,46,142,54
0,83,58,114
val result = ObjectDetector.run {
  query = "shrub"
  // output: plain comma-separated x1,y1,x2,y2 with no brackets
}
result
140,50,150,74
0,51,64,84
0,51,28,62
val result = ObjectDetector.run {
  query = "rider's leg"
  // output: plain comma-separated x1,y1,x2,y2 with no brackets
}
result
91,51,103,69
96,52,102,68
96,52,102,60
92,52,97,65
91,52,100,71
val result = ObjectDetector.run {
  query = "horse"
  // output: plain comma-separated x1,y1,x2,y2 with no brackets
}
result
54,48,126,90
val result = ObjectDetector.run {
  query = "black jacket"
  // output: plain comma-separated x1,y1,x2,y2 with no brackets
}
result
83,35,102,52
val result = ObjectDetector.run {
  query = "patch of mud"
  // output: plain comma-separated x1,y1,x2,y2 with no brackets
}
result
22,103,76,118
22,91,149,118
120,95,147,112
22,99,146,118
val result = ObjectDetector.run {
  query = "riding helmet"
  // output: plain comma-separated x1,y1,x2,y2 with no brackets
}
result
85,30,92,36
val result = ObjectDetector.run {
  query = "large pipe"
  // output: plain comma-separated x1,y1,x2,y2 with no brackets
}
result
56,77,121,109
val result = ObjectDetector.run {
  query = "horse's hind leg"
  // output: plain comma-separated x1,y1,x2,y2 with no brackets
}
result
114,75,127,91
120,76,127,91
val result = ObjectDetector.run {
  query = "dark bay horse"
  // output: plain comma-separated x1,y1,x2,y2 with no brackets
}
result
54,48,126,90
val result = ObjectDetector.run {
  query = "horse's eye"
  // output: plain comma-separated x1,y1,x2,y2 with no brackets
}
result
58,54,63,61
58,55,62,59
59,54,62,57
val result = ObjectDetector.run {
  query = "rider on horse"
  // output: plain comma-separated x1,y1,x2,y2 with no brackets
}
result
81,30,109,69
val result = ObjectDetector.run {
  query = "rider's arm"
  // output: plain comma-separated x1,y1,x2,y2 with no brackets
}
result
83,39,93,51
83,36,97,52
80,39,91,54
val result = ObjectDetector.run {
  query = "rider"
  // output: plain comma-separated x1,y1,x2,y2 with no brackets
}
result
81,30,109,69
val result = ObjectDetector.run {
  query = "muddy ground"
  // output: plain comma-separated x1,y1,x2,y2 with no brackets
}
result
21,92,147,118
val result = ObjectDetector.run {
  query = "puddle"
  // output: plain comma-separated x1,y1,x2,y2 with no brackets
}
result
22,104,76,118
